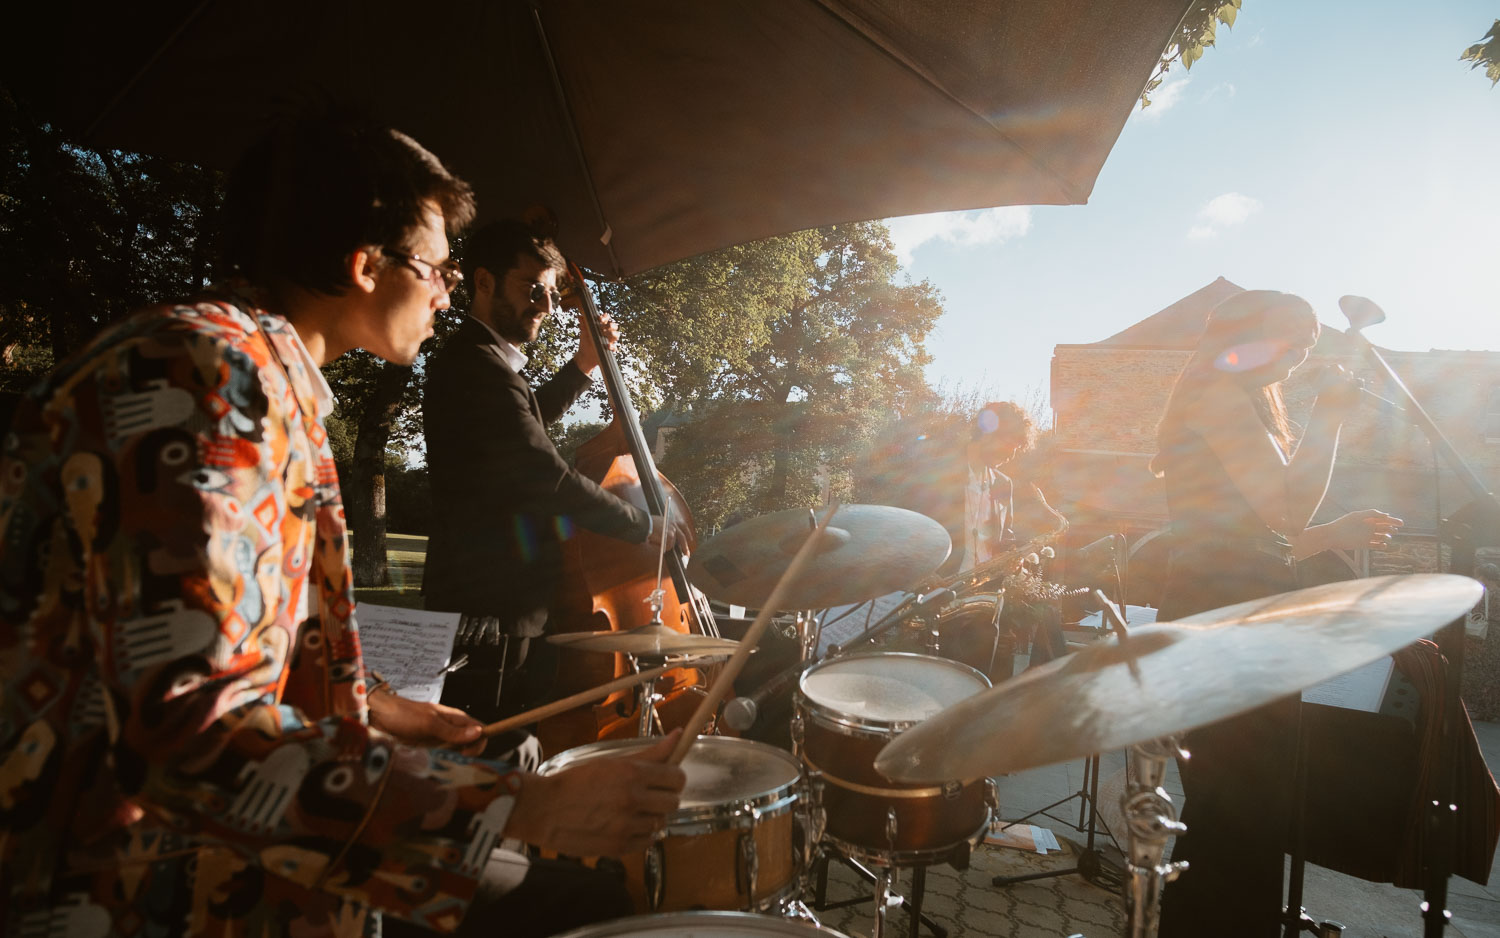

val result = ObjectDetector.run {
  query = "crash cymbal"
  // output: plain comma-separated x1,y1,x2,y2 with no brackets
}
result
876,574,1481,783
548,623,743,657
690,505,951,609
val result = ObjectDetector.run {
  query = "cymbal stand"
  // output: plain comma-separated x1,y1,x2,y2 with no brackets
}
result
627,652,667,736
632,581,671,736
992,587,1122,890
1121,737,1189,938
989,751,1115,888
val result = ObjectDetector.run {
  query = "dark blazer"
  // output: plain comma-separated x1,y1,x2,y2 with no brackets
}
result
422,317,650,635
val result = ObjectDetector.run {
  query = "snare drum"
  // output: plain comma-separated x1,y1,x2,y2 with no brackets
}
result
795,652,992,864
553,911,852,938
538,736,804,912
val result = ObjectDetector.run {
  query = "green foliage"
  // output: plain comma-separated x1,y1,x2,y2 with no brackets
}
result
1461,20,1500,87
549,419,608,466
1141,1,1242,107
651,222,943,533
0,85,224,366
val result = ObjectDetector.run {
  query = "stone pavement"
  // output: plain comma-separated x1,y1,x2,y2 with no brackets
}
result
816,720,1499,938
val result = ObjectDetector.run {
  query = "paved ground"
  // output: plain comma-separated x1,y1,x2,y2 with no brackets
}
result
987,720,1500,938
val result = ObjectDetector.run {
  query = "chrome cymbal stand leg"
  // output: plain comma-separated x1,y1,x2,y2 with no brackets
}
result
631,653,665,736
872,865,894,938
1122,737,1189,938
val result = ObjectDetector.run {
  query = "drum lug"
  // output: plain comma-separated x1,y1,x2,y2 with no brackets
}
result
736,806,760,905
942,780,962,801
984,776,1000,813
885,806,899,851
644,840,666,911
790,711,804,756
796,771,827,877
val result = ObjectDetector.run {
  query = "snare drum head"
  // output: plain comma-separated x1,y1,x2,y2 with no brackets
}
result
538,736,801,810
798,652,990,725
552,911,853,937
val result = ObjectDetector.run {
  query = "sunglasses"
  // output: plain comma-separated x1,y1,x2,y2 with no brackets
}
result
528,281,563,308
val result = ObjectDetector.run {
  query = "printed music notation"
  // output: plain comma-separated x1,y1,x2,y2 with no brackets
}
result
358,605,462,704
1301,655,1395,713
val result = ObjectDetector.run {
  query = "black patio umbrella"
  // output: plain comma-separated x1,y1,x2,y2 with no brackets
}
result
4,0,1194,276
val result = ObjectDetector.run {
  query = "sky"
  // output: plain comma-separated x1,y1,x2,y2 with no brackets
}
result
885,1,1500,414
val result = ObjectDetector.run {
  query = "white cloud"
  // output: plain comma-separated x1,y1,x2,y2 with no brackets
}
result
1135,75,1190,121
1202,82,1237,103
884,206,1032,266
1188,192,1262,239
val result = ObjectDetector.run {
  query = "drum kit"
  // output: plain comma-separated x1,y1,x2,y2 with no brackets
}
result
522,504,1484,938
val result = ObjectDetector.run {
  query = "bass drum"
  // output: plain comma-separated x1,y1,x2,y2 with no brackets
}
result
795,652,994,865
553,911,853,938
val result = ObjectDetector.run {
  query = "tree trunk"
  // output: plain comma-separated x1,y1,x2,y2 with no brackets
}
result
348,362,413,587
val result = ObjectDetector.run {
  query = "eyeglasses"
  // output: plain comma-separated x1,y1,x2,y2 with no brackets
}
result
384,249,463,293
528,281,563,308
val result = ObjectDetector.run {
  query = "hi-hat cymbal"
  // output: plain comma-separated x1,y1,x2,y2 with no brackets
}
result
875,574,1482,783
548,623,742,657
690,505,951,609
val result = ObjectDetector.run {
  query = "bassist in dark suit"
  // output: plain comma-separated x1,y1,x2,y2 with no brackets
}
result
423,221,689,726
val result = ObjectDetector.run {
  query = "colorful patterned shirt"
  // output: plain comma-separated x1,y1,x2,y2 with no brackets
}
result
0,292,520,936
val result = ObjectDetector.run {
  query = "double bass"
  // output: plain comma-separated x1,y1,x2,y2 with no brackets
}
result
537,260,727,753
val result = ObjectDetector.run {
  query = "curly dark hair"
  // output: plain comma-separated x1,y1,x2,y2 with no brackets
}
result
221,108,476,295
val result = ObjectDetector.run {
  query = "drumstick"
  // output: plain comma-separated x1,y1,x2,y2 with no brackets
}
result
667,503,840,765
480,664,673,737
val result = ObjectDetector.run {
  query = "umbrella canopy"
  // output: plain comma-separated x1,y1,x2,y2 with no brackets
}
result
5,0,1193,276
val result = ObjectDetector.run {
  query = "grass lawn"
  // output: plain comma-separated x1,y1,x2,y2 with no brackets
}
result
352,533,428,609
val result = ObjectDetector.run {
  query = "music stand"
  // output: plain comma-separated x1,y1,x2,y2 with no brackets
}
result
992,536,1129,890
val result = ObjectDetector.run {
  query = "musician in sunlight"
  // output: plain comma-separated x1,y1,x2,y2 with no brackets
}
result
1150,289,1401,937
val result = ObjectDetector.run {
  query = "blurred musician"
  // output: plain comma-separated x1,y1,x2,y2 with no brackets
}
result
963,401,1069,671
1150,289,1401,937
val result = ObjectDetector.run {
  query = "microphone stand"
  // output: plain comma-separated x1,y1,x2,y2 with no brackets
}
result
1339,297,1500,938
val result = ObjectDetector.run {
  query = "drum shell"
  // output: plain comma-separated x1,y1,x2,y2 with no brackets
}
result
799,715,987,854
538,736,801,912
794,653,990,858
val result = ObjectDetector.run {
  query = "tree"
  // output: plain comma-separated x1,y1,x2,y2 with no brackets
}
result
651,222,944,533
1462,20,1500,87
1,85,223,383
1141,1,1242,107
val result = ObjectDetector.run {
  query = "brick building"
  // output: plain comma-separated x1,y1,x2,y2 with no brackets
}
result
1049,277,1500,601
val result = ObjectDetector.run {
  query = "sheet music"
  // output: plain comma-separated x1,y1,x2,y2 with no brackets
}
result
1301,655,1395,712
819,590,914,654
357,604,461,704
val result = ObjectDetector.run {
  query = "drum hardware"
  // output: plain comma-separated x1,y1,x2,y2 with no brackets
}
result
989,750,1121,890
875,574,1484,938
629,654,668,736
811,853,948,938
796,652,991,938
736,806,761,901
1121,737,1188,938
549,910,857,938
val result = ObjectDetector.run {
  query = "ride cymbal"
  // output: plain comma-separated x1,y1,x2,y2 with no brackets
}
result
690,505,951,609
875,574,1482,782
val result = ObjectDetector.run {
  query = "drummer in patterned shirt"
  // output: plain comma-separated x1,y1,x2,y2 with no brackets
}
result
0,110,682,938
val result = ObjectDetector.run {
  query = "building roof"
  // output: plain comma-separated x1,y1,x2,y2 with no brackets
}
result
1056,276,1378,356
1072,276,1245,349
